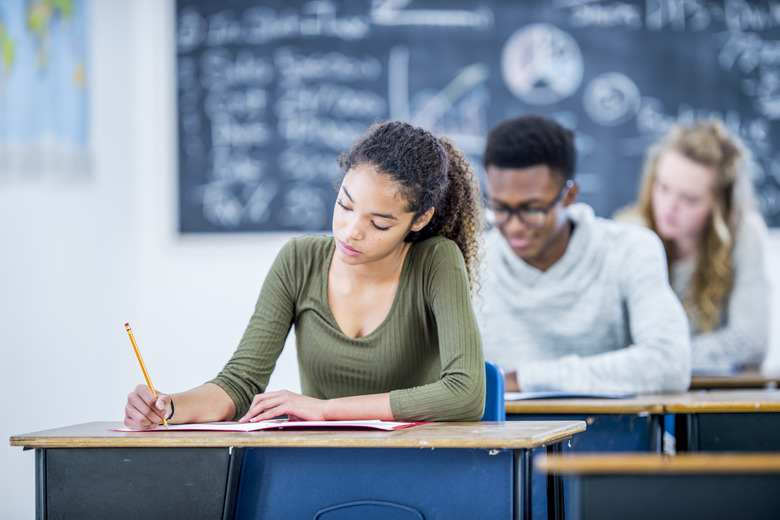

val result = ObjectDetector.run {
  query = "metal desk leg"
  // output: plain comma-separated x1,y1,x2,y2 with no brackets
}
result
36,448,46,520
649,414,663,453
546,443,565,520
222,447,244,520
674,413,701,452
673,413,699,452
515,449,532,520
686,413,700,452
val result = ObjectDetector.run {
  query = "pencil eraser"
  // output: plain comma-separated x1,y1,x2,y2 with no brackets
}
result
124,323,129,327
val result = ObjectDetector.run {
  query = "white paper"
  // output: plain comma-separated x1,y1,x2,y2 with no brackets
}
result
113,419,421,432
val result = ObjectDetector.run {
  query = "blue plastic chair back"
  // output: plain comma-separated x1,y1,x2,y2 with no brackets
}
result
482,360,506,421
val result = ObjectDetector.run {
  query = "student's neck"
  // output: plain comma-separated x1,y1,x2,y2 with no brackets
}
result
335,242,411,288
527,220,573,272
672,235,700,261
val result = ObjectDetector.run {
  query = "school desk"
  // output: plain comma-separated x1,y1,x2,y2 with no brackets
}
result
10,420,585,520
536,453,780,520
664,389,780,452
690,369,780,390
506,396,668,520
506,395,667,452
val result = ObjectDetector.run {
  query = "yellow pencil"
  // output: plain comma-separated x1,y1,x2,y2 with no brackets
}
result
125,323,168,428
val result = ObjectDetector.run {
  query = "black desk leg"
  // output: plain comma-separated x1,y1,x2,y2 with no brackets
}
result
686,414,699,452
222,447,244,520
35,449,46,520
674,414,699,452
649,414,663,453
546,443,565,520
515,449,532,520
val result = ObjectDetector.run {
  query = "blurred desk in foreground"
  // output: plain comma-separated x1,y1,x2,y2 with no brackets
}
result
665,389,780,451
537,453,780,520
10,420,585,520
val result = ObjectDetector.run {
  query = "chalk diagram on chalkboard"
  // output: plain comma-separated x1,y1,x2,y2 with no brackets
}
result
501,23,584,106
389,46,490,156
583,72,642,127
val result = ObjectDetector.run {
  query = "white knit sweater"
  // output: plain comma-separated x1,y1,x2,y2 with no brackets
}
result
671,210,771,371
479,203,691,394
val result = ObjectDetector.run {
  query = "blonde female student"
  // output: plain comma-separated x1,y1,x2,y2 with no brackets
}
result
124,121,486,429
623,120,771,371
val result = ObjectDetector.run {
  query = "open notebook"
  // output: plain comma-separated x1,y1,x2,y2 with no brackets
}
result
112,419,426,432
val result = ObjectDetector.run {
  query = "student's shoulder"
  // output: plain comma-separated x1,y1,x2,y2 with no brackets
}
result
277,234,334,262
733,209,770,263
737,209,769,244
611,204,643,226
408,236,466,275
597,214,665,259
288,233,334,248
411,235,461,260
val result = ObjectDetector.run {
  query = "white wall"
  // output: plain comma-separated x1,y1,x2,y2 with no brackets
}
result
0,2,299,517
1,1,780,518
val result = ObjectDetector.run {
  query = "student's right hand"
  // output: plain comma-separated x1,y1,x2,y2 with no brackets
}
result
124,384,172,430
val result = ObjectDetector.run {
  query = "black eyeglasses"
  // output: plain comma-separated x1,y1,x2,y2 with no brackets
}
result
488,181,574,228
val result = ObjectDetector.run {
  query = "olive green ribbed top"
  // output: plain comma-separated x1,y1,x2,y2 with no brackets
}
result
211,235,485,421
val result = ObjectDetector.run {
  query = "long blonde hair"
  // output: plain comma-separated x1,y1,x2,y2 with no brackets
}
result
635,120,754,331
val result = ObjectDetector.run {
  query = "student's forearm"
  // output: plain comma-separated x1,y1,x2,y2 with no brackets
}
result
323,392,393,421
168,383,236,424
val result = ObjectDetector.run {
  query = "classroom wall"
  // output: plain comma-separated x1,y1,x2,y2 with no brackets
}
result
0,2,300,517
0,2,779,518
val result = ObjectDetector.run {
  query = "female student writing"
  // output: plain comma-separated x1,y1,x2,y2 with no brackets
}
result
124,121,486,429
623,120,770,371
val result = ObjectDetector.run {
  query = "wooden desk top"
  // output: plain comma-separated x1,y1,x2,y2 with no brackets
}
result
9,420,585,450
506,394,666,415
662,389,780,413
691,370,780,390
505,389,780,414
536,453,780,475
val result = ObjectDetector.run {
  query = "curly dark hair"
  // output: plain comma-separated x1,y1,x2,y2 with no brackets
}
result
483,114,577,181
338,121,484,293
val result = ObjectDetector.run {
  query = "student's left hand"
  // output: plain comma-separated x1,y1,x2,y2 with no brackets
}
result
239,390,326,423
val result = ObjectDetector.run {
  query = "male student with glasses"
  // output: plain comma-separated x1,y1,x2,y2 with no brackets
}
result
479,114,691,395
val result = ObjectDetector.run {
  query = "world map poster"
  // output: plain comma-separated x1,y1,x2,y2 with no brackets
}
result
0,0,89,179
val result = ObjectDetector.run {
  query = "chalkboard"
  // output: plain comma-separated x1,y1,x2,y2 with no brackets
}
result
176,0,780,232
